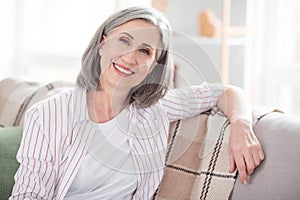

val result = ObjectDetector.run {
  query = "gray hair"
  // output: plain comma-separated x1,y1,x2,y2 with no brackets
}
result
76,6,173,108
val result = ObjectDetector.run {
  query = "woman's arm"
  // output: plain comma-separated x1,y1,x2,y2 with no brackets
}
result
161,83,264,184
10,105,56,199
217,85,265,184
160,82,223,122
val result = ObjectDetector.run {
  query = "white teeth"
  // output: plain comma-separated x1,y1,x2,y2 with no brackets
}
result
114,64,134,75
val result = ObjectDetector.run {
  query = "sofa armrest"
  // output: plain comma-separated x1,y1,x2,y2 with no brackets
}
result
231,112,300,199
0,127,22,200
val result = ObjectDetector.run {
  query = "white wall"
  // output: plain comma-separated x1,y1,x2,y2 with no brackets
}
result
0,1,17,80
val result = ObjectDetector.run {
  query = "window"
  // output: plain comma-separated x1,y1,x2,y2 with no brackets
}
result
1,0,151,83
253,0,300,115
16,0,117,82
0,1,17,80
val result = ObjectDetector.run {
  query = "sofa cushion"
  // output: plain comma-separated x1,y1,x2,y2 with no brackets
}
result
0,126,22,200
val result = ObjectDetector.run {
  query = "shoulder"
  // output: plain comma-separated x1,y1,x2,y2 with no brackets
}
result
25,89,76,124
29,88,73,110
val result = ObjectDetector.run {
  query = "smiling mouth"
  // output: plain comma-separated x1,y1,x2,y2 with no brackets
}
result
113,63,135,76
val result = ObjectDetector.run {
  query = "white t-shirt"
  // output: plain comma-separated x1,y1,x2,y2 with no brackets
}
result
64,108,138,200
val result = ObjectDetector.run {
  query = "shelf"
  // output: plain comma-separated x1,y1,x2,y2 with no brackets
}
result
172,34,248,46
167,0,251,85
192,36,248,46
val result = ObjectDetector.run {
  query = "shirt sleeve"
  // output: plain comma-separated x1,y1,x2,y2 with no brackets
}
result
160,82,224,122
10,104,56,200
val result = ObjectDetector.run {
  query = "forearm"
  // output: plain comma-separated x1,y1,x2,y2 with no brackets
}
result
217,85,252,124
217,85,265,185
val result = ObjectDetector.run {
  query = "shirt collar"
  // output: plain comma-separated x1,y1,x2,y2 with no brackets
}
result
71,87,90,122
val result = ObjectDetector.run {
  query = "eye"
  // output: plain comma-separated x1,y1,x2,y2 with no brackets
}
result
139,48,150,56
119,37,130,46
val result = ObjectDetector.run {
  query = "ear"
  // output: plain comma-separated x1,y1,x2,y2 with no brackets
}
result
99,35,107,56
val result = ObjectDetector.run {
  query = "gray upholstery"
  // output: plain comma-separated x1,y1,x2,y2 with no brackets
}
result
231,112,300,200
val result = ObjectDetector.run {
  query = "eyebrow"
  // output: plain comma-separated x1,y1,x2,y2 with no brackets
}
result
120,32,134,40
120,32,155,50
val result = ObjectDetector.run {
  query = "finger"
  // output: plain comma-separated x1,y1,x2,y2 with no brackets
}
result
258,147,265,161
244,150,255,175
229,152,236,173
234,154,248,184
252,145,264,167
253,149,261,167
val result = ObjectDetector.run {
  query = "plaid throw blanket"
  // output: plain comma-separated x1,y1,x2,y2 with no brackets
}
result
0,78,73,127
153,107,275,200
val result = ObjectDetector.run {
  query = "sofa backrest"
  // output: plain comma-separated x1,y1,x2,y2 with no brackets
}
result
0,78,74,127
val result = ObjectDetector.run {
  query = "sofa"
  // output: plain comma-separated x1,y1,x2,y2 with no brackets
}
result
1,78,300,200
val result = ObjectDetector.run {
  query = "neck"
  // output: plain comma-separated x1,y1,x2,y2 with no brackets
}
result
87,83,129,123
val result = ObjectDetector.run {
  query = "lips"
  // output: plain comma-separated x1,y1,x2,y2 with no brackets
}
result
113,63,135,76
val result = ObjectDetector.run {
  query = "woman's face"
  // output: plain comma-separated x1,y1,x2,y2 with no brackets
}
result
98,19,161,92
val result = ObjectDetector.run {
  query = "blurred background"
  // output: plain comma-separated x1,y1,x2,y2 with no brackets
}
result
0,0,299,115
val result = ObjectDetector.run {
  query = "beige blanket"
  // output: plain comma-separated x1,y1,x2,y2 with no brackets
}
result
0,78,73,127
153,107,275,200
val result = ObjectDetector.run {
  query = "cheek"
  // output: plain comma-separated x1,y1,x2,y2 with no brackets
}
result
139,64,154,79
100,42,124,60
140,55,156,68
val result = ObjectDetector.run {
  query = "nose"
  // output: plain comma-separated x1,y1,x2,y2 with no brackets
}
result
120,50,138,66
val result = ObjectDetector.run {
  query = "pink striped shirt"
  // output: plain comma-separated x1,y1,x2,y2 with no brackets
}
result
10,82,223,200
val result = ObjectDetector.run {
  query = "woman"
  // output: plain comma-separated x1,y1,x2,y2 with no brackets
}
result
11,7,264,200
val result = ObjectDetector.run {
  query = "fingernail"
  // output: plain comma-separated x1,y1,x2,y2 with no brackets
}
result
243,180,248,185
